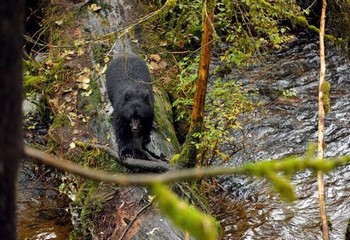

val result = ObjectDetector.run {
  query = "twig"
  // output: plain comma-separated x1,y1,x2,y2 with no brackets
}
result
119,199,154,240
317,0,329,239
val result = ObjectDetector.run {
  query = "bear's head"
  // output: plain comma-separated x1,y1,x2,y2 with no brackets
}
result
120,87,154,135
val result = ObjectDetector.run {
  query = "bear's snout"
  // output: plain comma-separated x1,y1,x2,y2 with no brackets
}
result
130,118,141,132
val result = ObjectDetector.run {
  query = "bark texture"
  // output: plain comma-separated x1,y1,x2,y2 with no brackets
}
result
317,0,329,239
181,0,216,168
0,1,24,239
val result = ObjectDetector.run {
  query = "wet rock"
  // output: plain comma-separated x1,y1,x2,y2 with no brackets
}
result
212,36,350,239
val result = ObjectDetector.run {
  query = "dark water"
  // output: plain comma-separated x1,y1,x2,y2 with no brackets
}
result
19,95,72,239
17,161,72,240
213,36,350,239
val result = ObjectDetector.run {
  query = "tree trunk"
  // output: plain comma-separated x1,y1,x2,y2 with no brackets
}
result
0,1,24,239
317,0,329,239
181,0,216,168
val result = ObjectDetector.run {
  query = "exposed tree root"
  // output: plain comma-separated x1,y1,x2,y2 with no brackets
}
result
77,141,174,173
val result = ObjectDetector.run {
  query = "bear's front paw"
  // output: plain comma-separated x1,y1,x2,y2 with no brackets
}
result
119,148,134,160
142,136,151,145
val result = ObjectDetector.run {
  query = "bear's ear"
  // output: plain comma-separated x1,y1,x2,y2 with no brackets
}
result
140,89,151,103
123,89,134,102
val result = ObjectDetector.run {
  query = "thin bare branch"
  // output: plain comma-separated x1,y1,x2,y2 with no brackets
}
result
118,199,154,240
24,145,243,185
317,0,329,239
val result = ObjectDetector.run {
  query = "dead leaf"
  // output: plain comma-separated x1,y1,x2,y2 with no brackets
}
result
95,64,107,74
158,61,167,69
104,57,110,64
69,112,77,119
150,61,159,70
69,142,76,149
100,64,107,74
77,76,90,83
159,40,167,47
45,59,54,67
55,20,63,26
77,48,85,56
149,54,161,62
83,89,92,97
90,3,101,12
83,67,91,74
64,95,72,103
81,82,90,90
63,87,73,93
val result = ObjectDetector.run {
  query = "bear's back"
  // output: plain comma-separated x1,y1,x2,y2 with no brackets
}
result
106,54,152,107
106,54,151,84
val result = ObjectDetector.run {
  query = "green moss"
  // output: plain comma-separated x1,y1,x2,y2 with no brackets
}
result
69,174,119,239
69,180,99,239
51,114,70,129
23,54,70,99
43,4,76,50
345,218,350,240
79,74,103,116
321,81,331,113
153,86,180,151
90,76,102,107
81,150,124,172
169,153,181,165
23,59,47,93
179,133,200,168
91,43,110,64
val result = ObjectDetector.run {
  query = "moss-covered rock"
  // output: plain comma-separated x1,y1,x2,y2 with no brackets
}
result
148,86,180,159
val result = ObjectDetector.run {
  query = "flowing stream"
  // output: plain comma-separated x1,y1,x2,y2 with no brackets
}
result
17,162,72,240
18,103,72,239
212,35,350,239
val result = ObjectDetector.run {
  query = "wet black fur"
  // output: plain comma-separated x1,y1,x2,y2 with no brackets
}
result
106,54,154,159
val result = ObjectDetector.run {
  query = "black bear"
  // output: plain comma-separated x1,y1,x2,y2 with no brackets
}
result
106,54,154,159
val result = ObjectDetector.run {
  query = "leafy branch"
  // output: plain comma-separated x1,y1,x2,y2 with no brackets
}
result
25,144,350,198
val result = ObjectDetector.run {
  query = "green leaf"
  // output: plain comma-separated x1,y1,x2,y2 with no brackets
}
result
151,183,217,240
267,173,296,202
